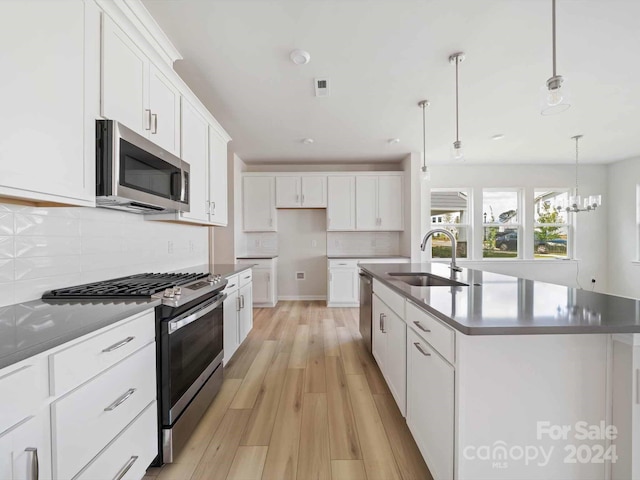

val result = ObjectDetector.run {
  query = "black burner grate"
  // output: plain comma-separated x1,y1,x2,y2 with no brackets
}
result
42,272,208,299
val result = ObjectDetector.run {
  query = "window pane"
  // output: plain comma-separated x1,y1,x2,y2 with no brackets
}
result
535,190,569,224
431,190,468,224
483,227,518,258
483,191,518,224
430,226,468,259
534,226,568,258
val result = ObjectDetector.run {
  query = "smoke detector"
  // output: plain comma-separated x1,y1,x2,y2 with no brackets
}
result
290,49,310,65
315,78,330,97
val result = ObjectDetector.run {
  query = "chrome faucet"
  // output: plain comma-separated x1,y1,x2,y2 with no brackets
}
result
420,228,463,273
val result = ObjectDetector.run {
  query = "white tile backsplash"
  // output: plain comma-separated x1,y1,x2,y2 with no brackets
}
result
0,202,209,306
327,231,401,256
244,232,278,255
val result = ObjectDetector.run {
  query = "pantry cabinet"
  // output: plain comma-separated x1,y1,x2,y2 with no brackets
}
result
275,176,326,208
327,176,356,231
243,177,277,232
355,175,403,231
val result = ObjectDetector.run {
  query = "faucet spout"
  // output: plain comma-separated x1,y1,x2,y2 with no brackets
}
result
420,228,462,273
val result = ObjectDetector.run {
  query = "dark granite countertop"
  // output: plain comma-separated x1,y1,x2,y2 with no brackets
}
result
236,255,278,260
0,299,159,370
360,262,640,336
328,255,410,259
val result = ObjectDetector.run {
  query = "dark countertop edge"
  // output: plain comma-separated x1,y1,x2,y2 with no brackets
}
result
327,255,410,259
360,265,640,337
216,264,252,276
0,300,160,370
236,255,278,259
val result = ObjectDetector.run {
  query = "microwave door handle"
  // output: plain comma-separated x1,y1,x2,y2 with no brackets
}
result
180,171,187,203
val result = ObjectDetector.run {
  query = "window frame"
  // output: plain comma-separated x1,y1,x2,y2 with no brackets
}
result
481,188,523,260
533,188,572,260
429,188,471,260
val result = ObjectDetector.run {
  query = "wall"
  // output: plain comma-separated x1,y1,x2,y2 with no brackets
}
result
0,201,209,307
607,157,640,298
326,232,400,256
276,210,327,300
421,164,609,291
401,152,422,260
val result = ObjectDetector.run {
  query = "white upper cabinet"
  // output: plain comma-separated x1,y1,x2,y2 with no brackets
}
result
355,175,403,231
243,177,276,232
276,177,301,208
148,64,181,155
102,15,182,156
209,127,229,226
327,176,355,231
275,175,327,208
179,98,209,223
355,176,379,230
101,14,150,137
0,0,99,206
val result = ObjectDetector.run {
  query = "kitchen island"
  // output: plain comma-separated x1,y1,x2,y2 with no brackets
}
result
360,262,640,480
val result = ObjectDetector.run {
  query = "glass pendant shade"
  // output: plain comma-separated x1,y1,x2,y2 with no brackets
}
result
540,76,571,115
421,165,431,181
451,141,464,161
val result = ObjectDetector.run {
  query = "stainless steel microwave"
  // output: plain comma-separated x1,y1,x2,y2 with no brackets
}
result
96,120,189,213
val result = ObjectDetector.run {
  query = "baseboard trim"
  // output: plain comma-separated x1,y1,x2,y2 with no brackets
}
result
327,302,360,308
278,295,327,301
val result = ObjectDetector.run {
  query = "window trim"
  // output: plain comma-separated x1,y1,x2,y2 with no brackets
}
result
481,188,522,260
429,188,471,260
533,188,573,260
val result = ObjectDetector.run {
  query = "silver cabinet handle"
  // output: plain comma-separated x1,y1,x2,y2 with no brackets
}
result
241,295,245,309
102,336,135,353
151,113,158,134
413,321,431,333
211,201,216,214
104,388,136,411
227,283,236,289
236,296,241,312
379,313,386,333
113,455,139,480
144,109,152,130
244,275,251,279
206,201,211,214
25,447,38,480
414,342,431,357
296,194,300,204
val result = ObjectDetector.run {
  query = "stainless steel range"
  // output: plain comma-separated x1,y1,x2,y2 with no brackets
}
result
43,271,227,465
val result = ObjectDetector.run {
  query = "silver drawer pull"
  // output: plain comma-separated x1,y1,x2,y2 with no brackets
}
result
244,275,251,279
414,342,431,357
25,447,38,480
102,336,135,353
113,455,139,480
413,321,431,333
227,283,236,289
104,388,136,411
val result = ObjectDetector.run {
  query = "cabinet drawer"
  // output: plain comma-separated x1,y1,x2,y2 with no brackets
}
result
372,279,404,318
52,342,156,480
50,310,155,396
328,259,358,269
238,269,253,287
406,301,455,364
0,358,48,434
76,401,158,480
224,274,240,293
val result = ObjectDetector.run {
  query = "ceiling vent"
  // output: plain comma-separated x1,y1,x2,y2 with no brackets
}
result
315,78,330,97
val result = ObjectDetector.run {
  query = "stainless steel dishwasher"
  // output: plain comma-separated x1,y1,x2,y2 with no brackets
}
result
359,271,373,352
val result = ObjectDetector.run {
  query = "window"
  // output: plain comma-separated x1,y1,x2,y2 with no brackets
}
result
482,190,520,258
430,189,469,259
534,190,569,259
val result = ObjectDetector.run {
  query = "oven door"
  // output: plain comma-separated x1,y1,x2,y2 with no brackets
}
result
161,293,225,425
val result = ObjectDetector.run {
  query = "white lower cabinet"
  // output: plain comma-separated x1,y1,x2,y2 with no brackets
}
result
239,281,254,342
0,412,52,480
328,268,359,306
407,328,454,480
223,275,241,365
236,259,277,307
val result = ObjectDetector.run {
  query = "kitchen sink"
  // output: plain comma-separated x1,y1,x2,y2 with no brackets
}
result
387,272,469,287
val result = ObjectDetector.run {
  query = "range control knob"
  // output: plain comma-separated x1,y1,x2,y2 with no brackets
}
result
215,274,222,282
163,288,175,298
174,287,182,296
206,274,215,284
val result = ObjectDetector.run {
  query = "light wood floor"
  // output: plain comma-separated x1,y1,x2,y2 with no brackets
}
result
145,301,432,480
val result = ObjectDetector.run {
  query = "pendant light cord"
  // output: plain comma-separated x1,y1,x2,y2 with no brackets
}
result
422,103,427,169
552,0,557,77
574,135,579,198
455,58,460,142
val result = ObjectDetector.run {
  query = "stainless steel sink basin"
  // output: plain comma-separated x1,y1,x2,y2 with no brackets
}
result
387,272,469,287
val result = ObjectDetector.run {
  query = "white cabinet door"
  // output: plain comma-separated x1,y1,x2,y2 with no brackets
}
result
407,329,454,480
148,64,180,155
243,177,276,231
329,269,358,305
301,176,326,207
378,175,403,231
239,283,253,341
223,290,240,364
0,0,97,205
327,176,355,231
180,99,209,223
385,308,407,416
102,15,149,136
355,176,378,230
252,269,272,305
276,177,301,207
0,413,52,480
209,128,229,226
372,294,386,369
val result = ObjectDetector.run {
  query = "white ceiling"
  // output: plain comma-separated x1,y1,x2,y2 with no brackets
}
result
142,0,640,165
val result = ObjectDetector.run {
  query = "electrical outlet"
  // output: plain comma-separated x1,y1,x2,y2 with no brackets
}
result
189,241,195,253
167,240,174,254
311,239,317,248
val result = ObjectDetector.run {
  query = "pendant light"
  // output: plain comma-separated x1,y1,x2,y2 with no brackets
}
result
557,135,601,213
449,52,465,160
418,100,431,181
541,0,571,115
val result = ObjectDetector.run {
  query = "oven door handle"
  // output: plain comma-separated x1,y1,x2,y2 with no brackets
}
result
168,294,226,334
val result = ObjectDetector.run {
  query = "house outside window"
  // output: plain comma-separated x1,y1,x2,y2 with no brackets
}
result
534,189,570,259
482,190,520,258
429,189,469,259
